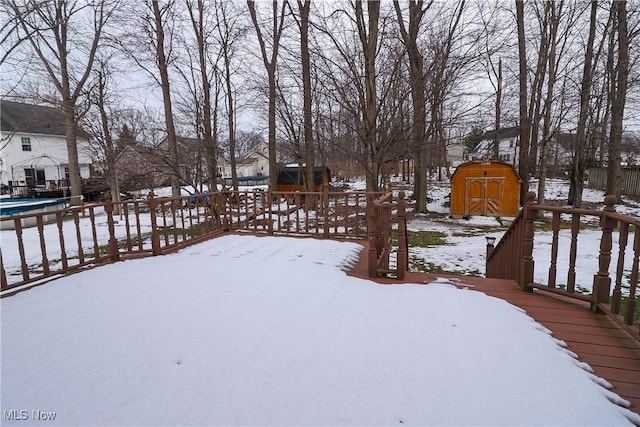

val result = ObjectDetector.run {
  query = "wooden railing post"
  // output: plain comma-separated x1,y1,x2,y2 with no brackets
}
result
485,238,495,277
104,192,120,262
592,195,617,312
267,186,274,235
323,183,330,238
148,191,161,256
624,231,639,327
367,202,378,278
0,249,7,289
396,191,407,280
611,222,629,314
520,191,536,291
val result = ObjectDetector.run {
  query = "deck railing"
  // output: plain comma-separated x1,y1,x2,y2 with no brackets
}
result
367,191,407,279
1,186,404,293
487,191,639,338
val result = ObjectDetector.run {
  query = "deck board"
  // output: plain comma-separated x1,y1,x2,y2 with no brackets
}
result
347,241,640,414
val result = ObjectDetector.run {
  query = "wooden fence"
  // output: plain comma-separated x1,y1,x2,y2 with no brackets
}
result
1,186,405,293
487,192,639,339
588,167,640,196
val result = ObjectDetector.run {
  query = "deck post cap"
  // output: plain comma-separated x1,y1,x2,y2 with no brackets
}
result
525,191,536,203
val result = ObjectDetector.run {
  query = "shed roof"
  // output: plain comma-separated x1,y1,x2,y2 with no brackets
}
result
0,100,89,138
451,160,521,181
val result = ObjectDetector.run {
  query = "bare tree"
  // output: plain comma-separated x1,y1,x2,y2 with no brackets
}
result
214,1,249,191
184,0,220,192
516,0,532,205
247,0,288,190
394,0,431,212
423,1,467,182
607,0,630,202
292,0,315,193
3,0,119,204
537,0,562,208
86,57,121,213
115,0,182,197
150,0,181,197
314,1,409,191
568,0,598,207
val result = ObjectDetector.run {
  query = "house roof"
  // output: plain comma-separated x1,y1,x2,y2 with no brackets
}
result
555,133,576,151
158,135,203,149
0,100,90,138
479,126,520,141
114,144,164,167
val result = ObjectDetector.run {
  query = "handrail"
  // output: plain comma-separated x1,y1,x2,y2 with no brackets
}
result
366,191,407,279
486,191,639,339
1,186,401,293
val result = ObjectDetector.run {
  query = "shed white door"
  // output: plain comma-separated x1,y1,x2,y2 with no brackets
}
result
464,177,504,216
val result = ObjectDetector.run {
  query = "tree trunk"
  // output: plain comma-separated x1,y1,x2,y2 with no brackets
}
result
394,0,428,212
152,0,181,198
396,2,423,195
298,0,315,195
61,100,83,203
190,0,217,193
537,0,559,212
516,0,531,206
607,0,628,202
247,1,286,192
494,58,502,160
359,1,380,192
568,0,598,207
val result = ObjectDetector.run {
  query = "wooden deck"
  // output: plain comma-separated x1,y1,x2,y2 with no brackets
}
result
348,242,640,414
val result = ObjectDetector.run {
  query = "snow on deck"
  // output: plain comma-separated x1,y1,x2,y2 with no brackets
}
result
2,235,638,426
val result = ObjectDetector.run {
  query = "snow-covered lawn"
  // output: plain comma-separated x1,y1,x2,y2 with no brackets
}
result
2,235,638,426
401,178,639,294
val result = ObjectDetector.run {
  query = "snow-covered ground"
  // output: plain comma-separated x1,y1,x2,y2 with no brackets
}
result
2,178,639,425
2,235,639,426
389,177,640,294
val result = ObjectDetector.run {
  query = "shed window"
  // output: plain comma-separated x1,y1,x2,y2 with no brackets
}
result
21,137,32,151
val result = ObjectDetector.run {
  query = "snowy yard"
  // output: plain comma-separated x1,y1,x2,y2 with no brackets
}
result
2,178,639,425
2,235,638,426
403,178,640,295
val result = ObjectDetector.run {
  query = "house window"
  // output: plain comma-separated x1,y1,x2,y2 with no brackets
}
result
21,137,32,151
24,168,45,186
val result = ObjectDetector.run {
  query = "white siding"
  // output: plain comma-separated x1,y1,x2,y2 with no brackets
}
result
0,131,92,186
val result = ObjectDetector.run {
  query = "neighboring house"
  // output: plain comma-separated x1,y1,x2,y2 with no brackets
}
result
113,144,170,191
447,141,466,167
156,136,207,185
468,126,521,166
469,127,579,173
0,100,93,189
219,142,270,179
548,133,576,173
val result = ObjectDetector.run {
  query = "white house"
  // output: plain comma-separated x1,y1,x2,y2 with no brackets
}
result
218,142,269,179
0,100,93,190
468,126,581,173
469,126,521,166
